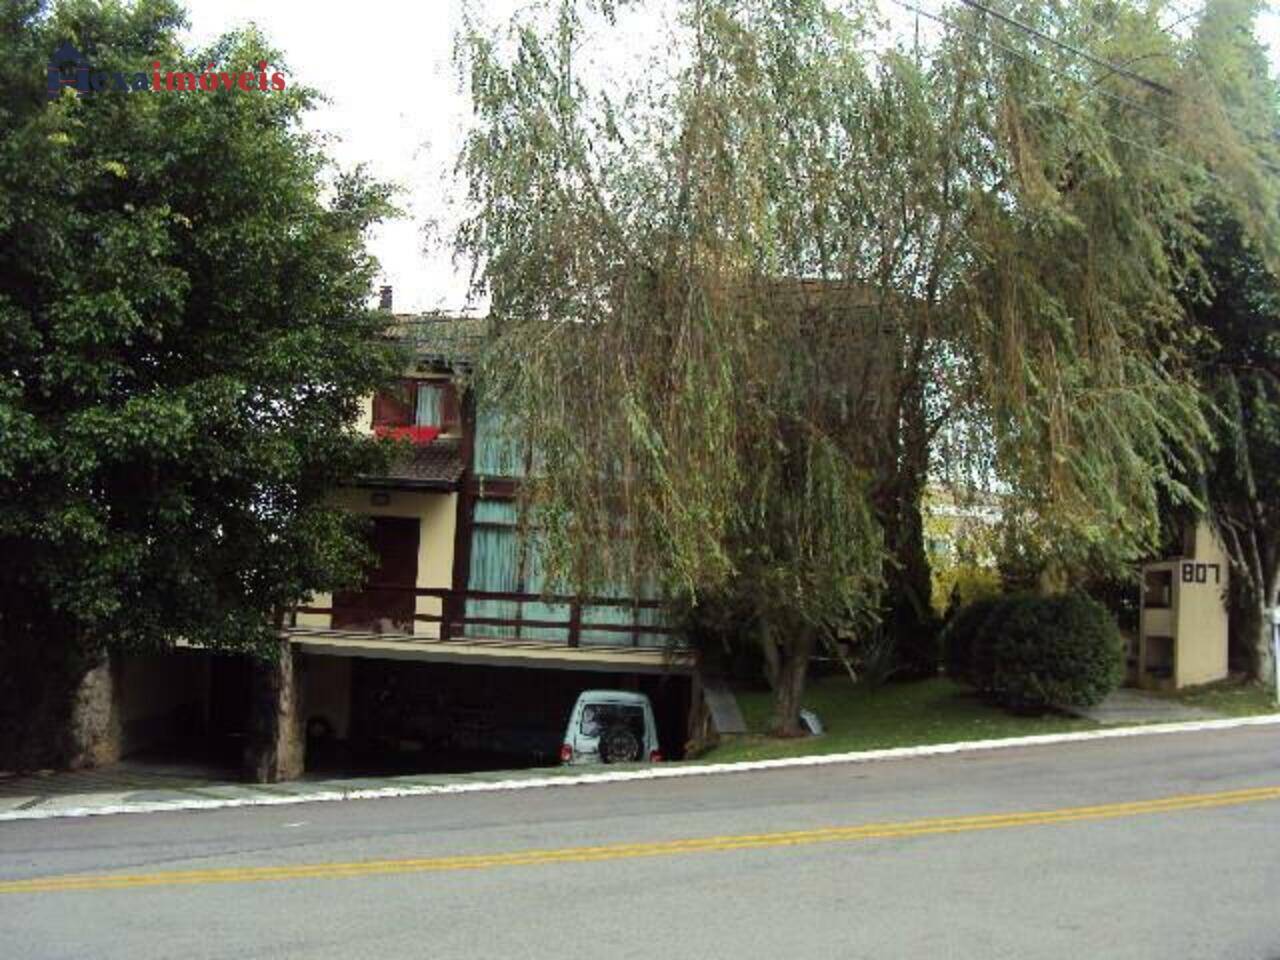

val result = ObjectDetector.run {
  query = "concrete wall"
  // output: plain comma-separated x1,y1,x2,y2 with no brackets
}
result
1174,522,1230,687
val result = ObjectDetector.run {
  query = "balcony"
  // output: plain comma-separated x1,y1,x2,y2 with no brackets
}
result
288,586,691,674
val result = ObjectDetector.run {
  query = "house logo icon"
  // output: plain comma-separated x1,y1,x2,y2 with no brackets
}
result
46,40,90,99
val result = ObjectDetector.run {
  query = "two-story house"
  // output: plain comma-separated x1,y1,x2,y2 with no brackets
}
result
68,310,696,781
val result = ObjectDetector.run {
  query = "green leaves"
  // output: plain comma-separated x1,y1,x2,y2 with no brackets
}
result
0,2,398,658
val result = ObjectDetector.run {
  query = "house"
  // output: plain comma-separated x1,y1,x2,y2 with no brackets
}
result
279,312,696,771
77,307,697,781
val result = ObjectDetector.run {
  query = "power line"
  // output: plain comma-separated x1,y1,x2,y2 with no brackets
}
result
887,0,1180,133
954,0,1176,97
884,0,1220,183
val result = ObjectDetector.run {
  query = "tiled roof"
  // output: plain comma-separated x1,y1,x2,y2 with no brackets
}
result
385,315,489,366
362,438,466,489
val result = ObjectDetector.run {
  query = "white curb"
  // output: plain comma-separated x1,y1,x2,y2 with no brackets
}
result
5,712,1279,823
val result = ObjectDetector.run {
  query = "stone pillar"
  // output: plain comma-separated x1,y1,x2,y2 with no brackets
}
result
244,639,305,783
67,654,123,770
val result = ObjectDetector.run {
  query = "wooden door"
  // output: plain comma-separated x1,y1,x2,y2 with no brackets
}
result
332,516,421,633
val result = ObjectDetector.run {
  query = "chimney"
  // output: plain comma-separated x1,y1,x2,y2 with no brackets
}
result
379,285,393,311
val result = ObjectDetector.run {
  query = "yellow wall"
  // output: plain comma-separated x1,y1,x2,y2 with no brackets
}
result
1139,521,1229,689
1174,521,1230,687
297,489,458,638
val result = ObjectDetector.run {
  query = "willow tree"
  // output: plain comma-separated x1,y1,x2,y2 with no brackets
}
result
1179,0,1280,684
454,0,1274,731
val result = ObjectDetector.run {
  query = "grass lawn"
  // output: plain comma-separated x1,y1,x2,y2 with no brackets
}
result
1158,678,1278,717
698,675,1099,764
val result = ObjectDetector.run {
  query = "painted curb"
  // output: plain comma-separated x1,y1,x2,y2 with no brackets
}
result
5,712,1279,823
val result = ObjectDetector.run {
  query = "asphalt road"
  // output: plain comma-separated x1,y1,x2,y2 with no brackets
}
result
2,726,1279,960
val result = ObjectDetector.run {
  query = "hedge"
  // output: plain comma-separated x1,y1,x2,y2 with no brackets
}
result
946,592,1125,712
941,596,999,685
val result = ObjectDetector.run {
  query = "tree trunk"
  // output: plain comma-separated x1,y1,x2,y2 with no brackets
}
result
244,638,305,783
66,652,122,770
770,633,813,737
878,466,936,678
1228,554,1278,686
1254,567,1279,692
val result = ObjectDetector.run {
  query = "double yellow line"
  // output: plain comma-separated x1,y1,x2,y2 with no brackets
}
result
4,783,1279,896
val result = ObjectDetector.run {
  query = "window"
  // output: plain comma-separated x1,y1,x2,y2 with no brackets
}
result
415,384,443,427
372,380,415,429
473,406,526,477
462,501,672,646
1144,569,1173,609
580,703,644,739
373,380,453,432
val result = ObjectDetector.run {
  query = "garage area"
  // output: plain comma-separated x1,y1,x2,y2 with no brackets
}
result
308,656,692,775
78,647,691,782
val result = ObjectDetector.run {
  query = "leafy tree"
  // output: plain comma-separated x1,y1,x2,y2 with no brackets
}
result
0,0,399,766
453,0,1275,733
1177,0,1280,686
1194,206,1280,683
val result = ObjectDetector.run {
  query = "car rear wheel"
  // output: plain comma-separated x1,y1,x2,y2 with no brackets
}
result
598,726,642,764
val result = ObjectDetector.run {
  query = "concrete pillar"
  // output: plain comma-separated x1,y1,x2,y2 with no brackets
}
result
244,640,305,783
66,654,123,769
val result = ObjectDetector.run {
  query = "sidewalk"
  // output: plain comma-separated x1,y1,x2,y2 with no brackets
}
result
5,705,1279,824
1071,687,1223,725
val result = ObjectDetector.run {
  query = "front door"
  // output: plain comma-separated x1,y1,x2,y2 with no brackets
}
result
332,516,420,633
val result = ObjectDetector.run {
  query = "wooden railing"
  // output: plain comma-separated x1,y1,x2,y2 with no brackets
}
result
292,585,681,649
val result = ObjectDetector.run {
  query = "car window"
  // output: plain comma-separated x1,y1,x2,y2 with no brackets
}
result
580,703,645,738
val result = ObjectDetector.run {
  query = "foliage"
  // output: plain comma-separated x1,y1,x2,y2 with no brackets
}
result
935,564,1001,615
941,595,1000,685
452,0,1279,728
986,593,1125,712
1193,201,1280,681
0,1,399,761
968,593,1037,695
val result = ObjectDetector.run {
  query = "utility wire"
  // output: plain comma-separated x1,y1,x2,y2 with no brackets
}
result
885,0,1221,183
887,0,1180,133
954,0,1176,96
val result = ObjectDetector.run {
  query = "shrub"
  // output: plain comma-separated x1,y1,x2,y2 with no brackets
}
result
988,593,1125,711
971,593,1040,693
941,596,1001,685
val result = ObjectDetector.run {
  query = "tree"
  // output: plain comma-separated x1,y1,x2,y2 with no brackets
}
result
1194,207,1280,683
0,0,399,767
453,0,1275,732
1180,0,1280,686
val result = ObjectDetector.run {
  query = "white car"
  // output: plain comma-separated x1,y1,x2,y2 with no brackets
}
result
559,690,662,765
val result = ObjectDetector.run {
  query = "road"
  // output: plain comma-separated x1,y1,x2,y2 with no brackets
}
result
2,726,1279,960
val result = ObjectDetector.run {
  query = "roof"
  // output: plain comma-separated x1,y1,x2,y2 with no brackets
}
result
384,314,490,367
574,690,655,705
360,438,467,490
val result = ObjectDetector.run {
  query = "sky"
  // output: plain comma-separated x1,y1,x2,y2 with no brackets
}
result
183,0,1280,316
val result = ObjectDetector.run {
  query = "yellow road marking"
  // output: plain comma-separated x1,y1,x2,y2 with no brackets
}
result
4,784,1279,895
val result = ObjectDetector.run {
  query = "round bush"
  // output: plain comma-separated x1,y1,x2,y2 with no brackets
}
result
988,592,1124,711
941,596,1000,685
971,593,1040,694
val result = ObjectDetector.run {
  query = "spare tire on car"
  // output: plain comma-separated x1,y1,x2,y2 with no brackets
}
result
599,725,642,764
